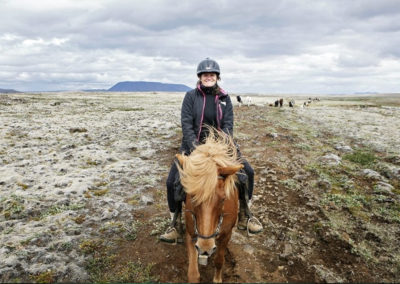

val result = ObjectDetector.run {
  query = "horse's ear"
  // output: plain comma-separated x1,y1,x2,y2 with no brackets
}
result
218,164,243,176
175,154,185,166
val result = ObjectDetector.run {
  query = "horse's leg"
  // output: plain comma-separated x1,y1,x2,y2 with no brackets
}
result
213,232,231,283
186,233,200,283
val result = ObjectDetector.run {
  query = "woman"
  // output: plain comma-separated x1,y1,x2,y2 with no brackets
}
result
160,58,263,243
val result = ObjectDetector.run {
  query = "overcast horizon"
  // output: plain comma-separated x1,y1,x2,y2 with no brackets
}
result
1,0,400,94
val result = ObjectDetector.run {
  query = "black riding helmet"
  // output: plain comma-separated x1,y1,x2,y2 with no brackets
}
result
197,58,220,77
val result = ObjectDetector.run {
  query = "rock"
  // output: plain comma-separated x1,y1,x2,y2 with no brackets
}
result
101,209,119,220
374,182,394,196
2,254,19,267
334,144,353,152
268,133,278,139
385,155,400,166
56,198,70,206
319,154,341,166
65,263,89,282
360,169,385,181
293,174,307,181
313,265,344,283
389,166,400,180
243,244,255,255
140,195,154,205
317,179,332,190
283,243,293,255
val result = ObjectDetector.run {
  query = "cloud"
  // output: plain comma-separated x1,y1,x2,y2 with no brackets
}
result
0,0,399,92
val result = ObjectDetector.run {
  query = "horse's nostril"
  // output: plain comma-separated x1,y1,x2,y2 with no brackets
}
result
195,244,201,254
211,246,216,254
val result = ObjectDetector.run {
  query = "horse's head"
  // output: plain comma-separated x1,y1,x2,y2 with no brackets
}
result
176,153,243,261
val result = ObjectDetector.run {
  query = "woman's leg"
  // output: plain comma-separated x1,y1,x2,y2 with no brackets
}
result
166,161,178,213
161,161,183,243
242,159,254,200
238,159,263,234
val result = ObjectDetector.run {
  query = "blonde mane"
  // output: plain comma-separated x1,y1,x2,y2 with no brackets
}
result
177,128,242,205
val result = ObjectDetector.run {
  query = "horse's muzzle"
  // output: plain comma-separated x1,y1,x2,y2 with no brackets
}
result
196,243,216,265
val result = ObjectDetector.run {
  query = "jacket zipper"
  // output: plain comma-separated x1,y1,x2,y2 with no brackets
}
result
197,84,206,141
197,85,225,140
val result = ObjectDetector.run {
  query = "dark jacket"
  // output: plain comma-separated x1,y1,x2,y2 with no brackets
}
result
180,84,233,154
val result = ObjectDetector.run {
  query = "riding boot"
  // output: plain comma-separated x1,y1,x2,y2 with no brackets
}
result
237,199,263,234
160,212,183,243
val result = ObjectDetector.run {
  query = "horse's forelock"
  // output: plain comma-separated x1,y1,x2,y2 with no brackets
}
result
179,129,240,205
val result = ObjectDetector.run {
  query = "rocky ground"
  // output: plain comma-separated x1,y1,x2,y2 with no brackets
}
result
0,92,399,283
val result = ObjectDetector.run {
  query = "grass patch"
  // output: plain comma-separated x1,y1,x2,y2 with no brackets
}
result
90,188,109,196
294,143,312,151
343,150,376,166
16,182,29,190
2,195,25,220
127,194,140,206
32,271,54,284
323,192,366,208
80,238,155,282
41,203,85,218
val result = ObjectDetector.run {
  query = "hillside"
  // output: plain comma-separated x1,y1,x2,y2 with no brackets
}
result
108,81,191,92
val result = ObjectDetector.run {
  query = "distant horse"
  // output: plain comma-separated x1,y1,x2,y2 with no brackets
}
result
289,99,295,107
274,100,279,107
279,98,283,107
176,129,243,283
244,96,252,106
236,95,243,107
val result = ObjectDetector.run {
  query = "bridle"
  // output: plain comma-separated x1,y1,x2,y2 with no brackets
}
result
186,210,224,241
186,175,226,241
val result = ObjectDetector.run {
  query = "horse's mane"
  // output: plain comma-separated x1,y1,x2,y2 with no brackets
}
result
177,128,242,205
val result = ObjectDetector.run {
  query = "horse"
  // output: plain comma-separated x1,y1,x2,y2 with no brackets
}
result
175,130,243,283
279,98,283,107
236,95,243,107
274,100,279,107
244,96,252,106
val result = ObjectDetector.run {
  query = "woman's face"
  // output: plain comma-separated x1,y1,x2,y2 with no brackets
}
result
200,72,218,87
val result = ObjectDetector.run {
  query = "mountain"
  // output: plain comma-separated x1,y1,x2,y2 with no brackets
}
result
82,89,108,92
0,88,21,93
108,81,191,92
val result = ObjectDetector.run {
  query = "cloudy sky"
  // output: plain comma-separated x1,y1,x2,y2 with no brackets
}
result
1,0,400,93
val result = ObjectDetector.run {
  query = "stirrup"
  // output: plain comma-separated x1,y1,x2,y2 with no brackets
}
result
247,216,263,235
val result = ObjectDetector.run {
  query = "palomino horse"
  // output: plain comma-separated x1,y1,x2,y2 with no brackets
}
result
175,130,243,283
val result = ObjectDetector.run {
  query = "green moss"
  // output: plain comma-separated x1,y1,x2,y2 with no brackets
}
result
90,188,109,196
343,150,376,166
16,182,29,190
2,195,25,220
79,239,104,255
32,271,54,284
